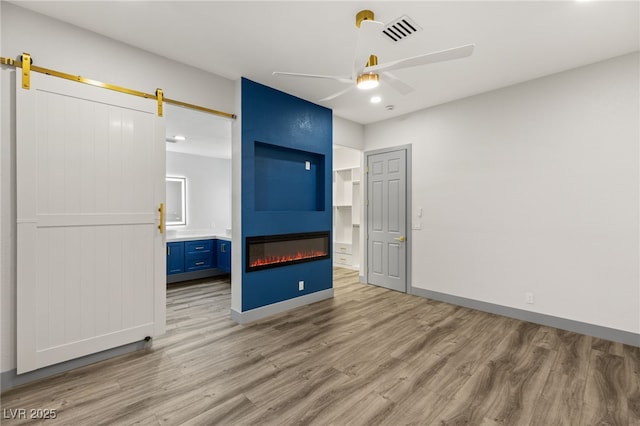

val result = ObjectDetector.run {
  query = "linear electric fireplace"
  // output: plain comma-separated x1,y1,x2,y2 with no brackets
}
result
246,231,330,272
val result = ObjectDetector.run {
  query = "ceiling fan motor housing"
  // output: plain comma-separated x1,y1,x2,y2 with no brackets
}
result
356,10,375,28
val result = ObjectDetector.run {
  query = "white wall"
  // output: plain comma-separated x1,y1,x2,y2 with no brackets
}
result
333,146,361,170
365,53,639,334
0,3,234,114
0,3,235,374
0,0,5,381
166,152,231,234
333,115,364,151
231,79,242,312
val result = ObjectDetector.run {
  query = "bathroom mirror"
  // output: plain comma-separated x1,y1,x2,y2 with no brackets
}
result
166,177,186,226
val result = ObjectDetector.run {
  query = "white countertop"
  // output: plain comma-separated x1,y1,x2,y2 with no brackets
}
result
166,229,232,243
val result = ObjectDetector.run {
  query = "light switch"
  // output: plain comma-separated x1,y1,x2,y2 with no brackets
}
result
305,161,311,170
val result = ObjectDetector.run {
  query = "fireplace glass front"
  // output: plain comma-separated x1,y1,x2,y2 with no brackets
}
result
246,231,330,272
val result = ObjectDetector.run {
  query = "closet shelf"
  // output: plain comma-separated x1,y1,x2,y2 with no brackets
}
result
333,165,361,270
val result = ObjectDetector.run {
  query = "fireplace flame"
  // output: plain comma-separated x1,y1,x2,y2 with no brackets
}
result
250,250,327,268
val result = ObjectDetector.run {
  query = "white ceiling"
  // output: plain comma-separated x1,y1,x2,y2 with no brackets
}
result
165,103,232,159
12,0,639,145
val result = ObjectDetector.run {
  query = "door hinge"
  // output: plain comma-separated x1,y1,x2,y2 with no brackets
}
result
366,166,369,174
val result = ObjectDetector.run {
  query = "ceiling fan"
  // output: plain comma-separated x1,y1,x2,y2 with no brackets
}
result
273,10,475,102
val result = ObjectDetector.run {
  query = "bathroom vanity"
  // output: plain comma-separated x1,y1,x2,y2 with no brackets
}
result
166,233,231,284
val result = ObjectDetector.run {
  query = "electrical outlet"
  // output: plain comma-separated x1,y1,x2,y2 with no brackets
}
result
299,280,304,291
525,292,534,304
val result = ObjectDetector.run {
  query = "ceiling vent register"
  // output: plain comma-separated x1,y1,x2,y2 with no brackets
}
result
382,16,422,42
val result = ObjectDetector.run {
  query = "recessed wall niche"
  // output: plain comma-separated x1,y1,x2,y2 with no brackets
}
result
254,141,325,212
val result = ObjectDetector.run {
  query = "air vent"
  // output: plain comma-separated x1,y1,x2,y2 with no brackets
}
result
382,15,422,42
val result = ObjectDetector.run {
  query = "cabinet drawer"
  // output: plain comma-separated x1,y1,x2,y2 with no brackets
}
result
334,243,352,255
185,240,213,255
185,254,213,271
334,253,353,265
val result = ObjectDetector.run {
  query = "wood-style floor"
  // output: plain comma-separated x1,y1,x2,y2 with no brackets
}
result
2,268,639,425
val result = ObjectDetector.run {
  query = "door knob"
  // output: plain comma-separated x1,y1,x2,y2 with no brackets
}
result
394,236,406,242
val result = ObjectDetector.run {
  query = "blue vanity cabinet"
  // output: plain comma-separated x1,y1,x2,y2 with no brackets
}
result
167,238,230,283
185,240,216,272
167,242,185,275
217,240,231,273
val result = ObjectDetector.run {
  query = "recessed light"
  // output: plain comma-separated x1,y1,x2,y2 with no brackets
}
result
370,96,382,104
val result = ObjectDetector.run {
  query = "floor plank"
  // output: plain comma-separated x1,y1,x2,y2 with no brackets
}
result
2,269,638,425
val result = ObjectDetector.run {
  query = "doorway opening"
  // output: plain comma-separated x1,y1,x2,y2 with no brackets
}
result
164,104,233,300
332,146,363,273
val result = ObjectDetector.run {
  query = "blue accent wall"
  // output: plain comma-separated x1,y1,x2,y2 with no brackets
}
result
241,78,333,311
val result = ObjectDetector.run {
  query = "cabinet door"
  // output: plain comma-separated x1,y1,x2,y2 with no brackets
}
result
167,242,185,275
217,240,231,273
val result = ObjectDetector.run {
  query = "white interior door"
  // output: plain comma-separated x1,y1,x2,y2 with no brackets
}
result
367,149,407,292
16,73,166,374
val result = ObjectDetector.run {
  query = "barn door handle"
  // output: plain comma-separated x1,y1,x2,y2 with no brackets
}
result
158,203,165,234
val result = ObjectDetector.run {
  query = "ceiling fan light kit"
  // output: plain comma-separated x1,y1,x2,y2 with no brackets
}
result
357,54,380,89
357,73,380,90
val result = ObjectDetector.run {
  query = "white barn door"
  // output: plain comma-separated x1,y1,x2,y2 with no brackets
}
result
16,73,166,374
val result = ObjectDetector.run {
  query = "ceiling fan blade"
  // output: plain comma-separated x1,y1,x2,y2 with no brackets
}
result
352,19,385,78
382,72,414,95
272,71,353,84
366,44,475,74
318,86,354,102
